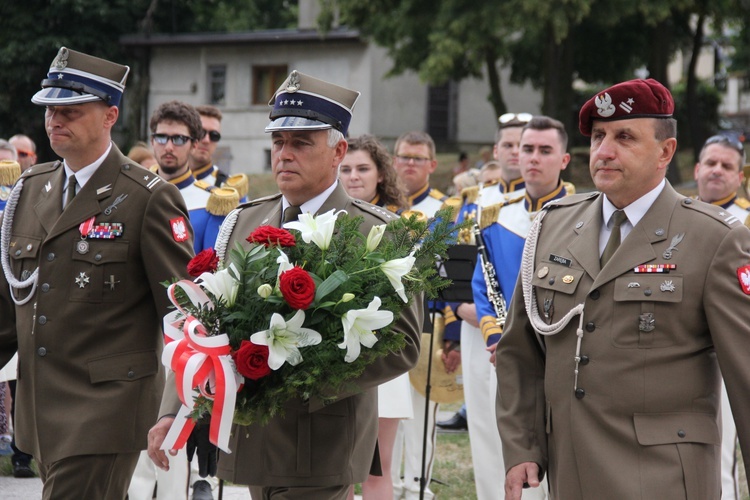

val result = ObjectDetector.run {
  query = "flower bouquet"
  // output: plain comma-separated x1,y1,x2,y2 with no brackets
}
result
160,208,461,452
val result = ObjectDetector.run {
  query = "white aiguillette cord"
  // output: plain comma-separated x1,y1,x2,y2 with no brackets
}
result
521,209,586,389
1,178,39,305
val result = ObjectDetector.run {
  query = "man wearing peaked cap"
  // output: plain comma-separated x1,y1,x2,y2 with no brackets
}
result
149,70,422,500
0,47,195,499
495,78,750,499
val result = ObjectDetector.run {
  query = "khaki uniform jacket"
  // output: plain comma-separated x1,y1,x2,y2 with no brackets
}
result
0,145,194,464
163,183,423,487
496,183,750,499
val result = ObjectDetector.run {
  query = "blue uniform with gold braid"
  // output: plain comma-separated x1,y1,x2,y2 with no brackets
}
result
474,182,571,347
456,177,526,237
169,170,238,253
193,162,249,203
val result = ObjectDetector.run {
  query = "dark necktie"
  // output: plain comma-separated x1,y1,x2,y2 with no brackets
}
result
601,209,627,267
64,174,77,209
283,205,302,224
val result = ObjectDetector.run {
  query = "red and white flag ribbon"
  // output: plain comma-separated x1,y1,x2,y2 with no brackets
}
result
161,279,242,453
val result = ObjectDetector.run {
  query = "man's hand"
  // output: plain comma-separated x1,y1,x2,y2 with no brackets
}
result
457,303,479,328
487,341,498,365
186,416,218,477
505,462,541,500
147,417,177,471
441,342,461,373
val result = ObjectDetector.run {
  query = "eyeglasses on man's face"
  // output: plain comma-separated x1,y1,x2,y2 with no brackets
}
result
152,134,193,146
395,155,431,165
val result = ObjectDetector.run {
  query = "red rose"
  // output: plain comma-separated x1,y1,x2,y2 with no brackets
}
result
187,248,219,277
279,266,316,310
247,226,296,247
233,340,272,380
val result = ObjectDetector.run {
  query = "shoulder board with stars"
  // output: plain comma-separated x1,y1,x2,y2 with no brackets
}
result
121,163,165,191
351,198,398,222
680,197,744,228
543,191,599,211
19,160,60,179
734,197,750,211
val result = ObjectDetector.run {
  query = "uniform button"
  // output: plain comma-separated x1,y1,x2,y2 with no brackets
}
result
41,283,50,292
548,277,556,285
123,164,130,170
575,388,585,399
14,249,21,257
38,315,47,325
580,355,590,365
37,347,47,357
95,254,102,262
677,430,686,438
644,289,652,296
47,252,55,261
589,290,600,300
127,370,135,379
586,322,595,332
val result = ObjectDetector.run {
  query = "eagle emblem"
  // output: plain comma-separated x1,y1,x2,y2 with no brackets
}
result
738,265,750,295
170,217,189,242
595,92,616,117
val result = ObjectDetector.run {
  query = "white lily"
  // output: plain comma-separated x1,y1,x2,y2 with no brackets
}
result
250,310,322,370
339,297,393,363
284,209,343,250
257,283,273,298
197,264,239,306
380,251,416,302
365,224,387,252
276,249,294,278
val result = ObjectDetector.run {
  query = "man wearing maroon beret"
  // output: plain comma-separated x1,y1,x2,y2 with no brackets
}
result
495,78,750,499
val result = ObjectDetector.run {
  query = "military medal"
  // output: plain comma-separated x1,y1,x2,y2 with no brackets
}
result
77,217,96,254
633,264,676,273
75,272,90,288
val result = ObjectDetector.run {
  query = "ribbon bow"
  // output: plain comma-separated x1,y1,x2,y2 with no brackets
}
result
160,279,242,454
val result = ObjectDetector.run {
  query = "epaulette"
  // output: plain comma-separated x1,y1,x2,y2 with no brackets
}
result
0,160,21,186
429,188,448,202
734,197,750,210
483,178,501,189
122,163,165,191
350,198,399,222
206,187,240,216
149,164,159,174
441,196,462,221
243,192,282,207
194,179,214,192
400,209,428,223
680,197,745,228
563,181,576,195
461,185,480,204
480,203,502,229
225,173,249,199
19,160,60,179
543,191,598,210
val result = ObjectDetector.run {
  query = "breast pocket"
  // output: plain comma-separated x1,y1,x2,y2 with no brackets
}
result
531,260,585,325
70,240,129,303
613,274,683,348
8,234,42,299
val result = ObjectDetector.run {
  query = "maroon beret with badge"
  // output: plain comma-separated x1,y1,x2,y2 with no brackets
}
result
578,78,674,136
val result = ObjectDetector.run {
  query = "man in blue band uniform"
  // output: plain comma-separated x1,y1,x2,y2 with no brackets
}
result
0,47,194,499
497,78,750,499
148,70,423,500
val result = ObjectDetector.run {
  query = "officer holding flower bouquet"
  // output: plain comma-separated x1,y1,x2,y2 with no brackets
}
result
148,70,423,499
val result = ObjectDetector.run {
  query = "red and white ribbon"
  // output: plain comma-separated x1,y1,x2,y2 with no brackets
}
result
161,279,242,453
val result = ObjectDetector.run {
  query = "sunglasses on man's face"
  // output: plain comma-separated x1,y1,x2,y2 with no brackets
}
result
205,130,221,142
152,134,192,146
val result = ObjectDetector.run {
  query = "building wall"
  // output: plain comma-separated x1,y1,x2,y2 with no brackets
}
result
146,40,542,174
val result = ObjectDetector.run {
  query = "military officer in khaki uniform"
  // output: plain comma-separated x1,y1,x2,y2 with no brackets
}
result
693,133,748,500
148,70,422,500
496,79,750,499
0,47,195,499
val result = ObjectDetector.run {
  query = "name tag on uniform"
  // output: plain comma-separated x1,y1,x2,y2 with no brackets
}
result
549,254,572,267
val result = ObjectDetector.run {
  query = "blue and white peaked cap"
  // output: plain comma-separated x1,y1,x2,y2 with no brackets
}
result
266,70,360,135
31,47,130,108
